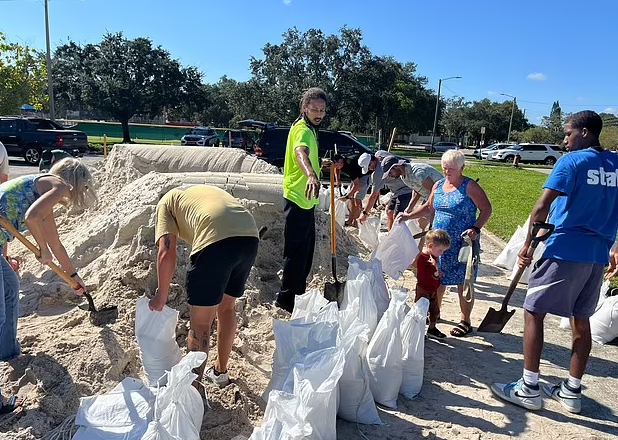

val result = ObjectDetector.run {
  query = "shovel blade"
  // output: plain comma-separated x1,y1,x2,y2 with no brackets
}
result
324,281,345,307
89,306,119,326
477,307,516,333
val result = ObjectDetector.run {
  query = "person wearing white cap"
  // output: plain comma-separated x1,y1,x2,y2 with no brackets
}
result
382,155,444,230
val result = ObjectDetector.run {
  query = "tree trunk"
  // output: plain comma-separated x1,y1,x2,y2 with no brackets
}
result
120,118,132,143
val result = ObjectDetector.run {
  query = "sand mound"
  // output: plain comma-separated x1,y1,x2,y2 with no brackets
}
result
1,149,365,439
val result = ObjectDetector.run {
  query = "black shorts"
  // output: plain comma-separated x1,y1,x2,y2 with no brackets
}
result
387,192,413,214
186,236,259,307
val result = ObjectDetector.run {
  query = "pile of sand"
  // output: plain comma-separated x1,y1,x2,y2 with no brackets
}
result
0,148,366,440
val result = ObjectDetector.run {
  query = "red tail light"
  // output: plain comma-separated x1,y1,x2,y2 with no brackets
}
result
54,135,64,147
254,145,263,157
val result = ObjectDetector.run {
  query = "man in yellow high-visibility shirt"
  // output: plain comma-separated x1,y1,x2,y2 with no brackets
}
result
275,87,327,313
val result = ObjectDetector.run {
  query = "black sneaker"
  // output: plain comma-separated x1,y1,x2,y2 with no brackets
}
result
274,299,293,314
427,327,446,339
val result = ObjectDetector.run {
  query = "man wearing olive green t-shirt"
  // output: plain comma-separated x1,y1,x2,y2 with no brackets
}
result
276,87,327,313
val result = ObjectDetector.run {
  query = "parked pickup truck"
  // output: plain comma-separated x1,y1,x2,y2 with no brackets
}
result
0,116,88,164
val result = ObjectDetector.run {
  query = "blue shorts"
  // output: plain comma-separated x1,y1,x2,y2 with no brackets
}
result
523,258,604,319
354,175,371,200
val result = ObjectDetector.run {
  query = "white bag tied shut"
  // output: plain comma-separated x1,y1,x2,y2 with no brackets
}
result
400,297,430,399
359,216,381,250
366,288,408,409
590,282,618,344
135,297,183,386
373,221,420,279
330,198,348,228
345,256,390,322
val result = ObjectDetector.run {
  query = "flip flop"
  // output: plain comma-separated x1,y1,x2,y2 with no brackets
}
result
450,321,472,337
0,395,24,415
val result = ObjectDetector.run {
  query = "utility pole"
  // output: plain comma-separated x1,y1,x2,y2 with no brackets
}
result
501,93,517,143
430,76,461,152
44,0,55,120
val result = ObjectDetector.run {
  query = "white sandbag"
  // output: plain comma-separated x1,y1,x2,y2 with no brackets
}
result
366,288,408,409
337,312,382,425
379,210,389,231
405,219,423,245
509,241,546,284
264,319,339,399
286,347,346,440
345,257,390,320
135,297,183,386
493,225,525,269
400,297,430,399
330,198,348,228
560,280,610,330
141,421,179,440
318,187,330,211
373,222,420,279
359,216,381,250
590,296,618,345
158,352,207,440
249,391,312,440
291,289,329,322
341,274,378,337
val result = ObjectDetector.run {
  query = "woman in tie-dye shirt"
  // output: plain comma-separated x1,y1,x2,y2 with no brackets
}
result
0,157,96,415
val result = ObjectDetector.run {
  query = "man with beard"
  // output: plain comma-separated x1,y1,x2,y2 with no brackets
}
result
275,87,327,313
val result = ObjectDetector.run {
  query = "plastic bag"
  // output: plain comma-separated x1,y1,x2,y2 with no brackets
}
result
286,347,346,440
263,319,339,399
341,275,378,338
337,310,382,425
291,289,330,322
590,281,618,344
405,219,423,246
135,297,183,386
345,257,390,321
330,198,348,228
141,421,179,440
373,222,420,279
318,187,330,211
158,352,207,440
366,288,408,409
249,391,312,440
493,225,525,269
508,241,545,285
400,297,430,399
359,217,381,250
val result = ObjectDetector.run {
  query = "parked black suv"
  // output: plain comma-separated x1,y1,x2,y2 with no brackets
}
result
238,120,373,170
0,116,88,164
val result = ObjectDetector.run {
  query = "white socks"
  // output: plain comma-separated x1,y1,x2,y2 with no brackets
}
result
566,375,582,390
523,369,539,387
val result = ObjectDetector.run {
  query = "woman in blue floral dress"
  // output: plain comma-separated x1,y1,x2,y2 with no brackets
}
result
400,150,492,337
0,158,96,414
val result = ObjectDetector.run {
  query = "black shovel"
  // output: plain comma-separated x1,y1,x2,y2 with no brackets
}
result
324,162,346,305
477,221,554,333
0,216,118,326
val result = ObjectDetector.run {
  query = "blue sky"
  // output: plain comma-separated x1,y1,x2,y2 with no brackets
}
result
2,0,617,123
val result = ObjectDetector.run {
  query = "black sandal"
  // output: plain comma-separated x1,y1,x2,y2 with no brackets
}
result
450,321,472,337
427,327,446,339
0,395,24,415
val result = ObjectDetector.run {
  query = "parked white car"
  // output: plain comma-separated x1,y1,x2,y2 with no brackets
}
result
489,143,564,165
473,143,514,160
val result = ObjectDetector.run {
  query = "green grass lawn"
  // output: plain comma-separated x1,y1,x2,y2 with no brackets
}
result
433,165,548,241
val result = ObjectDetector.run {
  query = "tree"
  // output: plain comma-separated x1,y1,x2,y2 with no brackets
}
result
600,112,618,129
0,31,48,115
519,126,564,144
463,99,528,144
441,97,471,144
601,126,618,150
53,33,186,142
541,101,563,132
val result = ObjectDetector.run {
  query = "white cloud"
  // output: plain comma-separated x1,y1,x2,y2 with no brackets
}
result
283,0,292,4
526,72,547,81
604,107,617,114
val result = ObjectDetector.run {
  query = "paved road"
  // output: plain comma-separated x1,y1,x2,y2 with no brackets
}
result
8,154,103,179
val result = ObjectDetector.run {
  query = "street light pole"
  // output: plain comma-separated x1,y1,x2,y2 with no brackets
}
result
44,0,55,120
430,76,461,152
501,93,516,143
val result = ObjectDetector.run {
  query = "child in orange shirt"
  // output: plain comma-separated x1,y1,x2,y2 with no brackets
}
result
415,229,451,339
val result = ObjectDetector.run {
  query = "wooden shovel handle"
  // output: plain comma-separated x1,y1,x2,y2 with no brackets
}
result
330,162,337,255
0,216,80,290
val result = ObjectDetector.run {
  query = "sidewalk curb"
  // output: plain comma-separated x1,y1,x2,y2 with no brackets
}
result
481,228,507,250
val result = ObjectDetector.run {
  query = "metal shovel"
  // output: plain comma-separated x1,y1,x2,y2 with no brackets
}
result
477,221,554,333
0,216,118,326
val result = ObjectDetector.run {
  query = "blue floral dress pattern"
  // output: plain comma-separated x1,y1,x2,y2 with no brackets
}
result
432,177,478,286
0,175,44,247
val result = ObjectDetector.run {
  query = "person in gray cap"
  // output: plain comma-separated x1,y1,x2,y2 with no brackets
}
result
382,155,444,230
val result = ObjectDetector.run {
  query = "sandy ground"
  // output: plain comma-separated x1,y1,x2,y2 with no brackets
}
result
0,150,616,439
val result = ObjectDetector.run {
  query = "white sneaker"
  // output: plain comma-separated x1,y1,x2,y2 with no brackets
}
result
542,380,582,414
205,366,231,388
490,378,542,410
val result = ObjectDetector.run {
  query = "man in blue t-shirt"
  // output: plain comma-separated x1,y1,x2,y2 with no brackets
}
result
492,111,618,414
